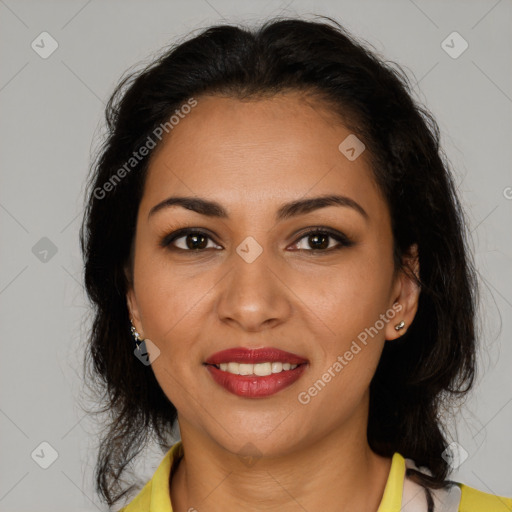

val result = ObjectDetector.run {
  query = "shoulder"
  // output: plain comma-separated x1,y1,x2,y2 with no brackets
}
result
458,482,512,512
402,455,512,512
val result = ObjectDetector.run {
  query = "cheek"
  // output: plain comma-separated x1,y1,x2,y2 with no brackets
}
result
293,263,392,417
135,266,212,410
292,251,394,338
133,256,221,404
133,241,211,333
288,250,394,400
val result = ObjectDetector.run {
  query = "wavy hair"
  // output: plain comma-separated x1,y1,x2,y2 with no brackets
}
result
80,15,478,510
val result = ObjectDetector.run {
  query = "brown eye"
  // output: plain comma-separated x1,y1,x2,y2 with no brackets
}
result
182,232,209,250
290,228,354,252
161,229,221,251
306,232,330,250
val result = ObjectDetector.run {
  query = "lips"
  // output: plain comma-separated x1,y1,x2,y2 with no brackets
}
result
204,347,309,365
203,347,309,398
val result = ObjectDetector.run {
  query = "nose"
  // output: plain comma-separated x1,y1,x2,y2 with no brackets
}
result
215,241,292,332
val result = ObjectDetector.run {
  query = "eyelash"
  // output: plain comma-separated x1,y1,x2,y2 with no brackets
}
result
159,227,354,254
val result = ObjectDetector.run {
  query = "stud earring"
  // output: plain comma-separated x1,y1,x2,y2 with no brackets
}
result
130,318,144,350
394,320,405,331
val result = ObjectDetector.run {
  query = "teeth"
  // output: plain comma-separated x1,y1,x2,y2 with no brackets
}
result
239,363,253,375
271,362,282,373
215,362,299,376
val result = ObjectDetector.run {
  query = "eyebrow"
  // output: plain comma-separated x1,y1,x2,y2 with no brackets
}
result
148,194,368,222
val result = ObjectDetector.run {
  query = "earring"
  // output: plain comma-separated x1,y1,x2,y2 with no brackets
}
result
394,320,405,331
130,318,144,350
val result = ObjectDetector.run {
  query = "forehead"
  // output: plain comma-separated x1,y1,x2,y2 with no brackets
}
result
140,93,384,218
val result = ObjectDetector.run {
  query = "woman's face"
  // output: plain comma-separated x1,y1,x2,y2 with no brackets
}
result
126,92,419,457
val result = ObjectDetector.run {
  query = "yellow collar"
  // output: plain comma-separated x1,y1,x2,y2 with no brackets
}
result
377,451,406,511
149,441,184,511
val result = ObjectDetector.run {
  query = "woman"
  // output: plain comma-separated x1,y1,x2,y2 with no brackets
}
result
80,16,512,512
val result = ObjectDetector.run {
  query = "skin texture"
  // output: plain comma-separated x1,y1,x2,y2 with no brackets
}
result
126,92,420,512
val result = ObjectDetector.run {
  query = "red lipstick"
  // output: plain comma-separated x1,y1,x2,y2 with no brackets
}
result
205,347,308,365
204,347,308,398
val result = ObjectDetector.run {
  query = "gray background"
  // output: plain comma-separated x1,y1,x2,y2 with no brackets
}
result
1,0,511,510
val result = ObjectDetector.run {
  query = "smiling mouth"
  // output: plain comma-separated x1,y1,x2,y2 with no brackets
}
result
203,346,309,397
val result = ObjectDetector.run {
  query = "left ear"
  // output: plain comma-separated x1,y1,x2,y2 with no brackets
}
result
385,243,421,341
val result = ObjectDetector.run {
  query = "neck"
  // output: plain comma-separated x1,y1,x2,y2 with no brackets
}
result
169,408,392,511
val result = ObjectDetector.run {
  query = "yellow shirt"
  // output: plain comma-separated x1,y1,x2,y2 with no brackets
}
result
119,441,512,512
